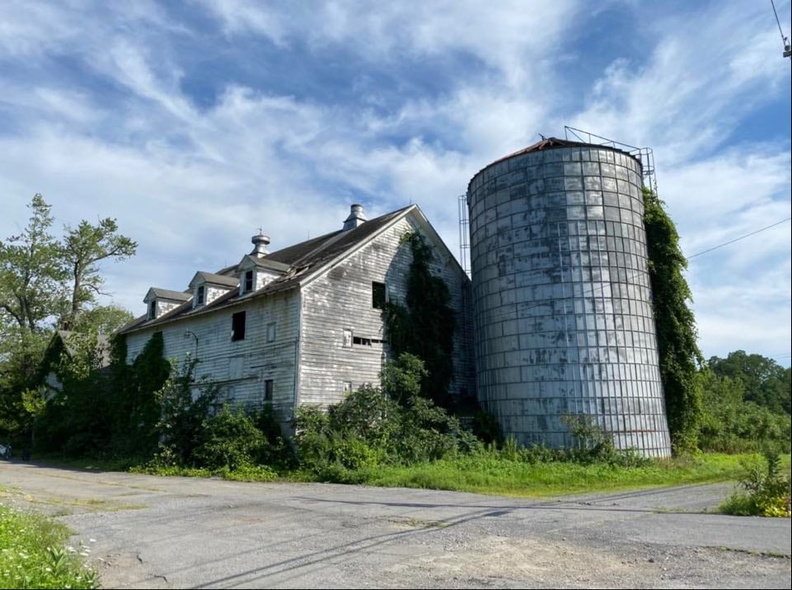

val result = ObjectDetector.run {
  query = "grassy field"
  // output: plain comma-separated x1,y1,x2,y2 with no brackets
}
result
0,504,98,589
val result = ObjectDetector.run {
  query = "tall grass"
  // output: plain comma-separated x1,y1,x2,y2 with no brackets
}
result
343,452,758,497
0,505,98,589
43,449,784,500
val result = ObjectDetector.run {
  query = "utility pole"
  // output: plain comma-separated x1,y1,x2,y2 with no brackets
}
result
770,0,791,58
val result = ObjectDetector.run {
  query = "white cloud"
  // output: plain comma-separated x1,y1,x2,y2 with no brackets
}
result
571,1,790,160
0,0,789,365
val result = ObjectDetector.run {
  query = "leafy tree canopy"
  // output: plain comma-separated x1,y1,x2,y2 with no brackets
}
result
707,351,790,415
0,194,137,439
0,194,137,334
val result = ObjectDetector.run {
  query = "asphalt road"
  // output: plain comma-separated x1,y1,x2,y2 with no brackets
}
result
1,461,790,588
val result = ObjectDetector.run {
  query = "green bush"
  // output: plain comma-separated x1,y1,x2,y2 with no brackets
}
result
721,450,791,517
328,384,400,450
698,369,791,454
395,395,482,463
293,354,483,478
151,359,220,468
293,407,386,475
192,406,267,470
562,414,649,467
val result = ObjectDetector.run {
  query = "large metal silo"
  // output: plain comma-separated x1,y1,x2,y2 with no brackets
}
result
467,138,671,457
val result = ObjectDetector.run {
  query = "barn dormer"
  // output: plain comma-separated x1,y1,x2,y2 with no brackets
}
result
188,272,239,309
143,288,191,320
237,256,290,295
236,231,290,296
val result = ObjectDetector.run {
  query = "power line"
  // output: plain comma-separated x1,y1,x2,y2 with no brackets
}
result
687,217,791,259
493,216,792,316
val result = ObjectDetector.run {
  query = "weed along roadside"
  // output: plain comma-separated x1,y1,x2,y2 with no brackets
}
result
0,503,98,589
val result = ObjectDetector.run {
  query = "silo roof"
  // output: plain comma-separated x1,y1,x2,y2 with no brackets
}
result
468,137,638,192
497,136,636,165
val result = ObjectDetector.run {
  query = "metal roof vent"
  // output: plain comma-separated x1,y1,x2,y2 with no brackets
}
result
343,204,367,231
251,231,270,257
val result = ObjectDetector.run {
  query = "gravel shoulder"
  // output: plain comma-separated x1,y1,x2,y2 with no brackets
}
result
1,461,789,589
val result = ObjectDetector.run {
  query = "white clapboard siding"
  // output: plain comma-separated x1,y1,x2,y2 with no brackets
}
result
125,290,300,421
299,215,474,407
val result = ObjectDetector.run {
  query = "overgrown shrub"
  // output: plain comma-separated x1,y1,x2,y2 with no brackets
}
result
251,403,294,469
394,394,482,463
562,414,649,467
698,369,791,454
469,408,504,446
192,406,267,470
293,354,483,479
151,359,220,468
721,450,791,517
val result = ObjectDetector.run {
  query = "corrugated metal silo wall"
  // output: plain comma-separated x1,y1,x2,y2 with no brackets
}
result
467,144,672,458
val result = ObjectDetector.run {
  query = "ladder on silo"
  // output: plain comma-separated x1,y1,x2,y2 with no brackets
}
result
458,194,471,278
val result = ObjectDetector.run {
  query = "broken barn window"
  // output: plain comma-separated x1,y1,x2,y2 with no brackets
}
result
264,379,274,402
372,281,386,309
244,270,254,293
231,311,246,341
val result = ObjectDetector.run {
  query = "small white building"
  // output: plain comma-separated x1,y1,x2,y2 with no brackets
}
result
119,204,474,427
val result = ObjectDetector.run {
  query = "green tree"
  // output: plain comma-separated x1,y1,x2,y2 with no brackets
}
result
643,188,703,454
73,304,134,335
60,219,137,330
153,358,220,467
293,353,481,479
0,194,64,332
708,351,790,415
0,195,136,442
698,368,790,454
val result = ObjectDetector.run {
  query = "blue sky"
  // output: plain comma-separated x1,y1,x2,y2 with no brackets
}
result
1,0,790,366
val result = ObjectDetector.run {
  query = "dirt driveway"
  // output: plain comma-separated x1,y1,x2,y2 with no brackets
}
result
1,461,789,588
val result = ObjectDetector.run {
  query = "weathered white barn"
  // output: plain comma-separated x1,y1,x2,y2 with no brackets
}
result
119,204,474,426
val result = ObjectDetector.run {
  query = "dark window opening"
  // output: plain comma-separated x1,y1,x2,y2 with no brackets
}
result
244,270,254,293
232,311,246,341
148,301,156,320
264,379,274,402
197,285,206,305
372,281,386,309
352,336,385,347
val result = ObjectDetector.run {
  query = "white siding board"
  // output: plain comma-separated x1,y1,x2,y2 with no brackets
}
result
299,214,475,407
125,290,300,423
